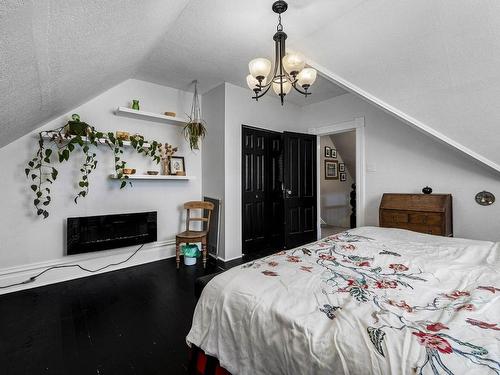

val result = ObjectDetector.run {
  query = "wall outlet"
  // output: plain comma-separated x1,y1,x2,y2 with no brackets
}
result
367,163,377,172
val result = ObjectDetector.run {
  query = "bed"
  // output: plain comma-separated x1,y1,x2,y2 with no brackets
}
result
187,227,500,375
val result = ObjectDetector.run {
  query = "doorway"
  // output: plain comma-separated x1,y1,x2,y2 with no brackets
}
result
319,131,356,238
309,117,366,239
241,126,317,253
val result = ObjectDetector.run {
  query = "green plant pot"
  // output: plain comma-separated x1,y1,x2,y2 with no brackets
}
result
66,121,90,136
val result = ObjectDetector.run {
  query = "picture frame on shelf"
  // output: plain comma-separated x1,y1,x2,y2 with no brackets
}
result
324,146,331,158
169,156,185,175
340,172,347,182
325,160,339,180
339,163,345,172
331,148,337,158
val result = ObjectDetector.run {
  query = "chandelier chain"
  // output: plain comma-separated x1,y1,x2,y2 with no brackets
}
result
277,13,283,31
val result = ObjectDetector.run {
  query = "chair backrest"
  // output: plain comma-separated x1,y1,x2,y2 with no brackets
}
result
184,201,215,232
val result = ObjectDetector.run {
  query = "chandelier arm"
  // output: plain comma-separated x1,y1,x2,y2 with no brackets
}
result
291,82,311,96
253,85,272,100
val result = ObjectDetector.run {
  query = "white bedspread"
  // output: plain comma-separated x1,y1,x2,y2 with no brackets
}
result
187,227,500,375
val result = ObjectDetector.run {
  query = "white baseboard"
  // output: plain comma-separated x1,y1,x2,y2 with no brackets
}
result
0,239,176,295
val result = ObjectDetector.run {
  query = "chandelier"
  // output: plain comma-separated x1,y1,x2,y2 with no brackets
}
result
247,1,317,105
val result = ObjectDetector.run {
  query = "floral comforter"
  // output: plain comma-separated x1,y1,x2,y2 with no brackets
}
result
187,227,500,375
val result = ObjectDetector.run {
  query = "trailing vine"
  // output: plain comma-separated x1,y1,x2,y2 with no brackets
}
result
25,115,166,219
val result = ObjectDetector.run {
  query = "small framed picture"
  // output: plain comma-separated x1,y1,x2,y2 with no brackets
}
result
340,172,347,182
331,148,337,158
339,163,345,172
324,146,331,158
169,156,185,174
325,160,339,180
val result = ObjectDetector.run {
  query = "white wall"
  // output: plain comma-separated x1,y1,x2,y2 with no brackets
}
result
222,83,302,260
300,93,500,241
320,135,353,228
0,79,201,293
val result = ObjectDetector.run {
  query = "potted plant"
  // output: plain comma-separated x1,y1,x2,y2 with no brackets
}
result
181,244,201,266
183,80,207,150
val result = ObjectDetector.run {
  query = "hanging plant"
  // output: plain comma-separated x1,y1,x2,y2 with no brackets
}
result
183,80,207,150
25,114,165,219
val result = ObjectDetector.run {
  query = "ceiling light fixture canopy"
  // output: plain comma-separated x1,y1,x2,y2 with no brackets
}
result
247,1,317,105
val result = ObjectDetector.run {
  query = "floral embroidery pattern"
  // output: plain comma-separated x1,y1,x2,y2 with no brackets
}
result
249,232,499,374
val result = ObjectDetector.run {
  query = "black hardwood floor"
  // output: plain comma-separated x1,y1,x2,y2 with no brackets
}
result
0,249,275,375
0,258,219,375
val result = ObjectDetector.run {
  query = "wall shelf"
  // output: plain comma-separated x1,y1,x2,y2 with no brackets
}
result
115,107,187,126
109,174,194,181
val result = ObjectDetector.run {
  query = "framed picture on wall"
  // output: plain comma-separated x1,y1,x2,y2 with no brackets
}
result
331,148,337,158
339,163,345,172
340,172,347,182
325,160,339,180
324,146,331,158
169,156,185,175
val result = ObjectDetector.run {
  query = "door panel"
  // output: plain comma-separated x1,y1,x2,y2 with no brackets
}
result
242,126,283,253
283,132,317,248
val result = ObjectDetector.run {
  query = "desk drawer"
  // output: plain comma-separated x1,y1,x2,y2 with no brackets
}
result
381,210,409,224
409,212,442,225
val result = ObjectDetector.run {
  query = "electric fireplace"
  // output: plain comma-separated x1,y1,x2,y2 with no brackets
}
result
67,212,157,255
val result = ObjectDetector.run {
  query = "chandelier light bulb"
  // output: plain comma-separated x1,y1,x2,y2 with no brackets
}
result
297,68,317,89
246,74,260,90
282,53,306,75
249,58,272,81
272,80,292,95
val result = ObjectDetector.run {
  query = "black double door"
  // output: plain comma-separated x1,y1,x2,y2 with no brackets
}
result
242,126,317,253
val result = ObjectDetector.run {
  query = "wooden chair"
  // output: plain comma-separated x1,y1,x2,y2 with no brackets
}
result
176,201,214,269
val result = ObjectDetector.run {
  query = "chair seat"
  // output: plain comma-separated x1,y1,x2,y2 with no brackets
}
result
176,230,208,240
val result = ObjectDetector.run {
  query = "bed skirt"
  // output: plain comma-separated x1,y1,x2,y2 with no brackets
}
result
189,345,232,375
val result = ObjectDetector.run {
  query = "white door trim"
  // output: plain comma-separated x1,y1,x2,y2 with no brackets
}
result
308,117,366,239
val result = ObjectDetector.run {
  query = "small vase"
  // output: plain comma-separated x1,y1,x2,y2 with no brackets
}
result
131,100,140,110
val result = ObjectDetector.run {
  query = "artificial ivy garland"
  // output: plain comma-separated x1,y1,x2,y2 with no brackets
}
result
25,115,164,219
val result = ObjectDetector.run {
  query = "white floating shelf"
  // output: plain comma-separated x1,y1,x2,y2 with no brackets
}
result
109,174,195,181
115,107,187,126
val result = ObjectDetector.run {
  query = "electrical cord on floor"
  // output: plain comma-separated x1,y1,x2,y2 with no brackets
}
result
0,244,145,290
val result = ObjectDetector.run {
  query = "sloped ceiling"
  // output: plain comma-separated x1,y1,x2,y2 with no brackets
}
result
2,0,499,171
0,0,190,148
135,0,346,105
294,0,500,168
331,131,356,179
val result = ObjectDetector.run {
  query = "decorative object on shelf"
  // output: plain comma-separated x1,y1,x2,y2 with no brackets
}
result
325,160,339,180
170,156,185,175
475,191,495,206
131,100,140,110
324,146,331,158
25,116,164,219
160,143,178,175
123,168,136,175
130,133,144,142
146,171,159,175
340,172,346,182
330,148,337,158
246,1,317,105
164,111,176,117
65,114,91,136
422,186,433,194
115,131,130,141
339,163,345,172
184,80,207,150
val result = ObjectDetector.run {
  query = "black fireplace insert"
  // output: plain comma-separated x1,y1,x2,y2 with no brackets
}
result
67,212,157,255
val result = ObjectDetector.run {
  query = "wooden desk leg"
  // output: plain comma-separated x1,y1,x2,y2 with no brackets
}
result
176,241,180,269
202,239,207,269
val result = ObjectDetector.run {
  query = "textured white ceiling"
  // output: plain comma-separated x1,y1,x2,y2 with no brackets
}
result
0,0,190,147
295,0,500,166
2,0,499,169
135,0,347,105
